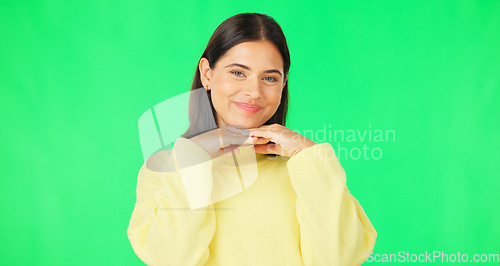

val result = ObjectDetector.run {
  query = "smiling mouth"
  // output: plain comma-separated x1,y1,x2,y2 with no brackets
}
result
233,101,262,114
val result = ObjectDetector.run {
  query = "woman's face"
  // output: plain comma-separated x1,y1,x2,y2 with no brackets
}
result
199,40,287,129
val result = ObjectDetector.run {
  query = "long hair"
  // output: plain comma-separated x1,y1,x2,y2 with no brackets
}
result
182,13,290,139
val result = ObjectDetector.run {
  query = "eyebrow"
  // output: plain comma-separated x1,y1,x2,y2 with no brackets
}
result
224,63,283,77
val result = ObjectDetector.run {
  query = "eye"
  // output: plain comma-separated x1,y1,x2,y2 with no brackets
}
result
264,76,278,82
230,70,245,77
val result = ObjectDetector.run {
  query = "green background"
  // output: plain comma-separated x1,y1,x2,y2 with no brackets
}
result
1,0,498,264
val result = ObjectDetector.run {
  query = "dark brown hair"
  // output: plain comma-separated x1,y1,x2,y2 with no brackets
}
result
182,12,290,139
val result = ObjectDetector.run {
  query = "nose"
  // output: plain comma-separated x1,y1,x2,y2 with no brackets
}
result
241,79,261,99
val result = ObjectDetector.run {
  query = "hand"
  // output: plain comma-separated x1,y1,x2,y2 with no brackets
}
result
228,123,317,158
189,125,267,158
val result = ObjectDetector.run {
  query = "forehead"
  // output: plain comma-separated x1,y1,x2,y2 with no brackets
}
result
217,41,283,70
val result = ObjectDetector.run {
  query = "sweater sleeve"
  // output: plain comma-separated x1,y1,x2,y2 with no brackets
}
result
126,138,216,266
286,143,377,266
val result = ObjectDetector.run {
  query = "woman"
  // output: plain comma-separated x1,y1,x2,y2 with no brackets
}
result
127,12,377,265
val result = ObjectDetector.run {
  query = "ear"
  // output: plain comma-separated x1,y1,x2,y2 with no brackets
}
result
198,58,212,89
283,75,288,89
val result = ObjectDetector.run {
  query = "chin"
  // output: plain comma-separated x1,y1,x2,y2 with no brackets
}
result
229,119,262,129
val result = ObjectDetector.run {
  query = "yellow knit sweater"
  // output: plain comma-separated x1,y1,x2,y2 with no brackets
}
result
127,138,377,265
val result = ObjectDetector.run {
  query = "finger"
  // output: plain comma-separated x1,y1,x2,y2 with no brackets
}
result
222,127,271,146
228,136,267,148
248,128,274,139
221,127,249,138
252,136,271,145
226,125,251,137
219,128,251,147
253,143,278,155
225,134,255,146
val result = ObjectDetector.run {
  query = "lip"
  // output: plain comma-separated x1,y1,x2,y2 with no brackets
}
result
233,101,262,114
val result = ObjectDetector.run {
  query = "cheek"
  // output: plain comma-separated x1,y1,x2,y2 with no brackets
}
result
210,85,235,112
264,90,283,106
213,74,237,93
212,82,240,105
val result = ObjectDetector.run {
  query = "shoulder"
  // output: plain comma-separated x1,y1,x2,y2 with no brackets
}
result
144,149,177,173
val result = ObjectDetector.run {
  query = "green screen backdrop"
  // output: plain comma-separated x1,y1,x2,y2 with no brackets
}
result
1,0,498,265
